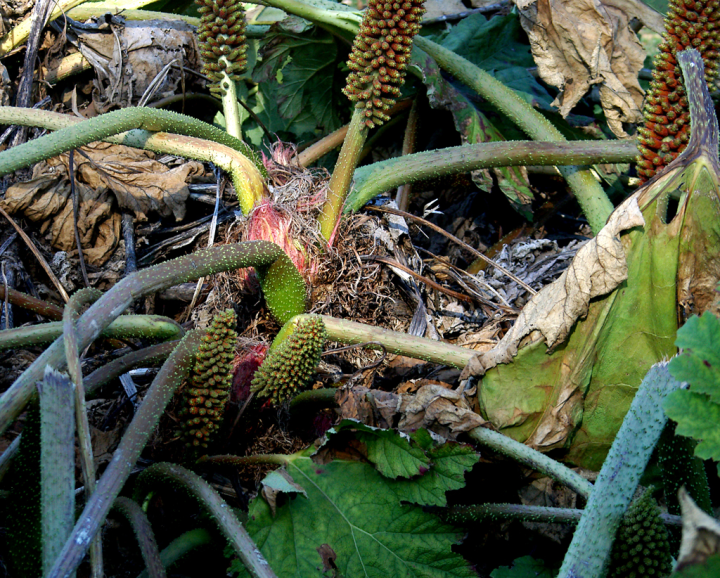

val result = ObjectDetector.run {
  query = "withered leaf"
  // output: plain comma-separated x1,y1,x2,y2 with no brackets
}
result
514,0,645,137
676,488,720,572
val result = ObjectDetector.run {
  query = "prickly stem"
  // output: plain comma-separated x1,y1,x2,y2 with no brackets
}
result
111,497,166,578
46,330,202,578
0,241,305,439
133,463,278,578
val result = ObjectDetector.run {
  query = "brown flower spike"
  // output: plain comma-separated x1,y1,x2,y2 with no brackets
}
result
178,309,237,448
195,0,248,93
343,0,426,129
637,0,720,182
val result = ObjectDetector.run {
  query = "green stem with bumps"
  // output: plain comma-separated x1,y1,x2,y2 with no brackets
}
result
443,503,683,527
318,107,369,241
557,363,682,578
39,368,75,578
0,241,306,440
412,37,614,234
287,314,475,368
346,139,639,212
468,427,593,499
45,330,202,578
133,463,278,578
63,288,105,578
136,529,213,578
0,314,185,351
112,497,166,578
0,107,266,214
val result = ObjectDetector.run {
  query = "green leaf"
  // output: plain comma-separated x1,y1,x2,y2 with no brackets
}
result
664,390,720,462
354,428,430,479
232,455,475,578
669,312,720,400
490,556,556,578
251,26,343,141
389,442,479,507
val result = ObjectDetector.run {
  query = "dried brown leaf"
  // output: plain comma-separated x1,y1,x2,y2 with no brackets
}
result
515,0,645,137
0,142,202,265
77,18,200,111
398,384,486,438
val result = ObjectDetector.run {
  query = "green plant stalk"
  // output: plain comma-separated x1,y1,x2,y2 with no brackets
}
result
46,330,201,578
85,341,179,399
39,367,75,578
318,107,369,241
0,241,306,439
0,314,184,351
0,107,266,214
63,288,104,578
133,463,278,578
285,314,475,368
412,37,614,233
0,434,19,483
197,453,290,467
136,529,213,578
557,363,682,578
112,497,166,578
218,58,242,140
468,427,593,499
347,139,638,212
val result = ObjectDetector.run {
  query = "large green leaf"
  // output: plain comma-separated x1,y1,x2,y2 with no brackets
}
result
232,457,475,578
230,426,477,578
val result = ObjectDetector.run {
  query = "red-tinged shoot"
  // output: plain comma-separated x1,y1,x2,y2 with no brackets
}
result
231,343,268,404
637,0,720,182
343,0,426,129
178,309,238,448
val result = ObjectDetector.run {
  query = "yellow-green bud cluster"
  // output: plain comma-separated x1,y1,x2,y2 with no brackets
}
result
608,490,673,578
251,317,326,405
195,0,248,93
343,0,426,129
179,309,237,448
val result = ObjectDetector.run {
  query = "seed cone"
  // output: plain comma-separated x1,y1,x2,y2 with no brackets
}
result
343,0,426,129
608,489,673,578
636,0,720,182
195,0,248,93
178,309,237,447
251,316,326,405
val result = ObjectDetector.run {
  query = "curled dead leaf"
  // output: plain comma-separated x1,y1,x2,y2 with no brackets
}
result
676,487,720,572
514,0,645,137
398,384,486,438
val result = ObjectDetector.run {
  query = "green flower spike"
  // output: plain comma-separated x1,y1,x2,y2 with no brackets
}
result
178,309,238,448
343,0,427,129
251,316,326,405
195,0,248,94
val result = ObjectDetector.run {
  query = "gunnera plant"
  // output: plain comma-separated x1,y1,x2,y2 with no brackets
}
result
636,0,720,182
178,309,238,448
